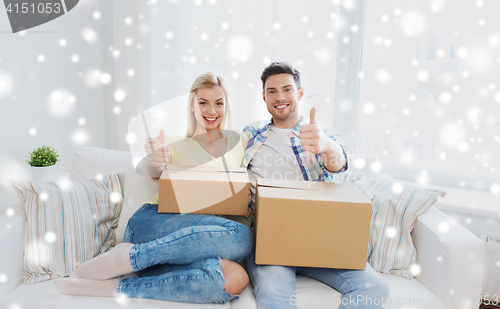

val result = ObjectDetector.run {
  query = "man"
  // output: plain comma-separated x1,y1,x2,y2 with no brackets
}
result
243,62,389,308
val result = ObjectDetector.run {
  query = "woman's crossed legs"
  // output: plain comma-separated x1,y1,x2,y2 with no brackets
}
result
55,204,252,304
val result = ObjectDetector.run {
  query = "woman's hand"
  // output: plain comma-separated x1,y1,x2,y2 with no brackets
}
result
144,129,172,176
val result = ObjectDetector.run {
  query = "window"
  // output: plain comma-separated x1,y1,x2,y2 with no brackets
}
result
353,0,500,190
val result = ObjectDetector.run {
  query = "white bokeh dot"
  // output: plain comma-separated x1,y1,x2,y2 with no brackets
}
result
363,102,376,114
110,192,121,203
354,157,366,169
392,183,404,194
72,130,89,145
59,39,67,47
114,89,126,102
81,27,98,43
45,231,56,243
99,72,112,84
375,70,391,84
93,11,101,19
438,222,449,233
78,118,86,126
126,133,137,145
494,92,500,103
385,227,397,238
127,69,136,77
457,47,469,58
116,294,130,306
221,22,229,30
439,92,451,103
490,183,500,195
457,141,469,152
6,208,14,217
71,54,79,63
417,70,429,82
165,31,174,39
40,192,48,201
370,161,382,173
125,17,133,25
113,106,121,114
410,264,421,276
29,128,37,136
37,55,45,63
0,71,14,97
0,274,7,283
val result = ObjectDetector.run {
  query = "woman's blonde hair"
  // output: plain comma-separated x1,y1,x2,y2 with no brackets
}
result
185,72,231,138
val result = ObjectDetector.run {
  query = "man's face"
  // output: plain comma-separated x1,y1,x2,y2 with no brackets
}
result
263,74,303,128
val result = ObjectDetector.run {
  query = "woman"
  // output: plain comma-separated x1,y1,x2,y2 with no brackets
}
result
55,73,252,304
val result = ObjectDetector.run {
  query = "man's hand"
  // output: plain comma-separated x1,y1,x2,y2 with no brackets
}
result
144,129,171,174
299,108,346,172
299,108,334,154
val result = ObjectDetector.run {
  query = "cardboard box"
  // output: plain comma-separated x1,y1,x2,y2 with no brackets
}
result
254,178,372,269
158,165,249,216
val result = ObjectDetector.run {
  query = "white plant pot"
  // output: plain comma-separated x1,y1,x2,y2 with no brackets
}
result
31,164,56,182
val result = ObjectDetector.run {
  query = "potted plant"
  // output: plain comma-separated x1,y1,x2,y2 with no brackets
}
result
25,145,59,181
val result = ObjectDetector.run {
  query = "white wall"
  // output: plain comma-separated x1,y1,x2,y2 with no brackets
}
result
0,0,106,185
147,0,342,134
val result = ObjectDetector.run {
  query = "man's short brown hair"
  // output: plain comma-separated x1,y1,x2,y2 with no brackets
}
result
261,62,301,91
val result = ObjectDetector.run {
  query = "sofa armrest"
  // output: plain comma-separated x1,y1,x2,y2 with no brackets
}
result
0,200,24,299
412,206,484,309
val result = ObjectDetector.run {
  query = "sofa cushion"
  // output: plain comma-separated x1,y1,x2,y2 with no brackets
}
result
69,147,134,181
116,170,159,243
231,274,445,309
0,280,231,309
9,174,124,284
355,177,447,279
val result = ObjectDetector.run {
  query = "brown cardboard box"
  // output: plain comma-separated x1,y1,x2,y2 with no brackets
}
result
254,178,372,269
158,165,249,216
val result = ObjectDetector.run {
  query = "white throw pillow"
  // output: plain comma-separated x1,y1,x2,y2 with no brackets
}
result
115,171,159,243
9,174,124,284
355,177,447,279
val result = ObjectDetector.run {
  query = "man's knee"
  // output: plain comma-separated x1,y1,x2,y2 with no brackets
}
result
220,258,249,295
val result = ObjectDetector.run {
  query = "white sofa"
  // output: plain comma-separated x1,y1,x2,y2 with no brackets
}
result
0,147,485,309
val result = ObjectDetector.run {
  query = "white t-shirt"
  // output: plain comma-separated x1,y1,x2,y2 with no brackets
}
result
248,125,303,204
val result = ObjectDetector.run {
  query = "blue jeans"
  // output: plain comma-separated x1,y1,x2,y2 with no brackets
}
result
247,252,390,309
117,203,253,304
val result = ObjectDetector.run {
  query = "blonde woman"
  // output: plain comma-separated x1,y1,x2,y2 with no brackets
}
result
55,73,252,304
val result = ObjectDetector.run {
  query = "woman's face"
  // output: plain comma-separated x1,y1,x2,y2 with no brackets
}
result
192,86,226,132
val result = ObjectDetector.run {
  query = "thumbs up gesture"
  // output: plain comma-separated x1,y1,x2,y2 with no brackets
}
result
144,129,172,172
299,108,332,154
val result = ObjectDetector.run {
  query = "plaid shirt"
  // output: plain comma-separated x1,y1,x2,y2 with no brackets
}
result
242,118,348,182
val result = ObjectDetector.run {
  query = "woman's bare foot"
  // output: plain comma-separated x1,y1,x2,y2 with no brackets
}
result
70,243,134,280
